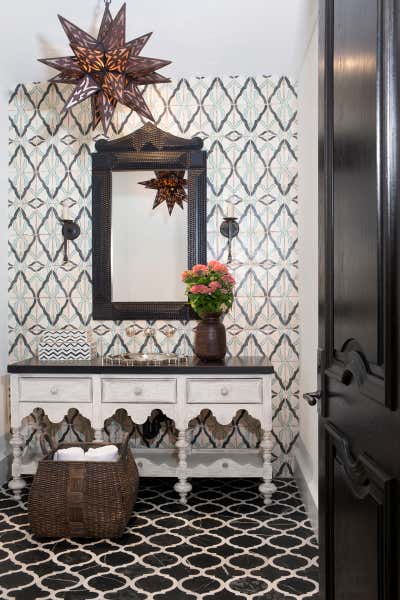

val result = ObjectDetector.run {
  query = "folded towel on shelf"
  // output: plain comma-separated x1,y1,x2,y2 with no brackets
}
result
52,445,120,462
85,445,119,462
53,447,85,462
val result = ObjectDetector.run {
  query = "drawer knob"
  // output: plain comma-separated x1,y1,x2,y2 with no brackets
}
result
220,386,229,396
134,387,143,396
50,386,59,396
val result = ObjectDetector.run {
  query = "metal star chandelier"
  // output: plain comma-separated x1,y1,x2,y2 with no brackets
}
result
38,1,171,134
139,171,188,215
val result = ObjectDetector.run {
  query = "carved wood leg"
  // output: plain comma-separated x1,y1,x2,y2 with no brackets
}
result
94,428,103,442
9,429,27,501
259,429,276,506
174,429,191,504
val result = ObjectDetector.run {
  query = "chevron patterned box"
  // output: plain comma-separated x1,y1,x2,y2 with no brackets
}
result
38,328,97,361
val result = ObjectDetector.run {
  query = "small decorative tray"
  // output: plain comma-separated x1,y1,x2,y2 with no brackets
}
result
104,353,189,366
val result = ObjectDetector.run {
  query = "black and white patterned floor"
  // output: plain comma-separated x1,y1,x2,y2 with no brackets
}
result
0,478,319,600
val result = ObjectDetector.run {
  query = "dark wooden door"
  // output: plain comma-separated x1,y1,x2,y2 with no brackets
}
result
318,1,400,598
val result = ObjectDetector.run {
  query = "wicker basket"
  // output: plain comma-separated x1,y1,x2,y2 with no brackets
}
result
28,433,139,538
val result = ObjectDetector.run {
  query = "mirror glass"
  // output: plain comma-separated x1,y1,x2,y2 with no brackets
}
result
111,171,188,303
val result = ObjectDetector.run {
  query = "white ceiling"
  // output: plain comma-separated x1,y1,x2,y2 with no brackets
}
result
0,0,317,89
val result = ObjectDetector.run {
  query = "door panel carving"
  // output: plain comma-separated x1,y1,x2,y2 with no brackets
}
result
324,423,394,600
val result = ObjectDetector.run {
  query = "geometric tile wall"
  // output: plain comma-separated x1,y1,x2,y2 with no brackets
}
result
8,76,298,475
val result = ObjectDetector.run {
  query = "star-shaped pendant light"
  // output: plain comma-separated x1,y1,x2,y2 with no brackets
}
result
38,2,171,134
139,171,188,215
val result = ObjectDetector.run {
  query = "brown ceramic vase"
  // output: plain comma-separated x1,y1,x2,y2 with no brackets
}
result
194,313,226,362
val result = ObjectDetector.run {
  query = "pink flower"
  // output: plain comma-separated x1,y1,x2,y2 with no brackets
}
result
220,288,229,294
181,270,191,281
222,274,236,285
192,264,208,275
208,260,228,273
190,284,209,294
209,281,222,291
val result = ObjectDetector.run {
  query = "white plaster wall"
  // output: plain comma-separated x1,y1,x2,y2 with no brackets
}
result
297,17,319,507
0,84,10,483
0,0,316,86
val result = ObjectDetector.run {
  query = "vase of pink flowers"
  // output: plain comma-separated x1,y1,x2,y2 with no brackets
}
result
182,260,235,361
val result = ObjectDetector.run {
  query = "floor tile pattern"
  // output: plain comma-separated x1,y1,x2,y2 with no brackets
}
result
0,478,318,599
8,76,298,475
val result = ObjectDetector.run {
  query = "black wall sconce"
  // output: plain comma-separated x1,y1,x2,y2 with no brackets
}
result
61,207,80,263
220,204,239,263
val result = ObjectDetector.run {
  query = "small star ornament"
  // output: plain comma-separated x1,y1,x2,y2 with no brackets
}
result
139,171,188,215
38,2,171,134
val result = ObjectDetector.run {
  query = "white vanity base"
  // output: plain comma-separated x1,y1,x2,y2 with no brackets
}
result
8,359,276,505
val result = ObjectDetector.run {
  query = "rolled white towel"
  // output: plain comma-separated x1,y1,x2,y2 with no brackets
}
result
84,445,119,462
53,447,85,462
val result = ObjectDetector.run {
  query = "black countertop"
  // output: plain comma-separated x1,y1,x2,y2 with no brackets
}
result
8,357,274,375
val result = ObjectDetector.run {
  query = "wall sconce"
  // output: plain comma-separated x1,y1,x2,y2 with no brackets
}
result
61,207,80,263
220,204,239,263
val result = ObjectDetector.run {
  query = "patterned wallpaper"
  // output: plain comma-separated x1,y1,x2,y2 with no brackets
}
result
8,76,298,475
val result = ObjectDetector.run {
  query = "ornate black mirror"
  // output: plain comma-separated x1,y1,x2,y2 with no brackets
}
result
92,123,207,320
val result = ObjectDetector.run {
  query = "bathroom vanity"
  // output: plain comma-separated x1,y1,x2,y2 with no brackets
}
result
8,357,275,505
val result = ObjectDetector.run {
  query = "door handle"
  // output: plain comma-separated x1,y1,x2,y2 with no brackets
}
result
339,350,367,387
303,391,322,406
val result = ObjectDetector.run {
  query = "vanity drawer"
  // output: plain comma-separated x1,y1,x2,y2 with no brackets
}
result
187,378,263,404
102,378,177,404
19,377,92,404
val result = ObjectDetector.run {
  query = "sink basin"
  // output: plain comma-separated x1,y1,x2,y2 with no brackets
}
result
122,352,178,363
105,352,188,365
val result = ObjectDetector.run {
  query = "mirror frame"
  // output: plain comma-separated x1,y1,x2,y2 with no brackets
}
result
92,123,207,321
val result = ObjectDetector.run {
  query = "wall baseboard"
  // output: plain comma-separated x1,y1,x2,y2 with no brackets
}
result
0,453,10,487
294,455,318,538
0,433,11,487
